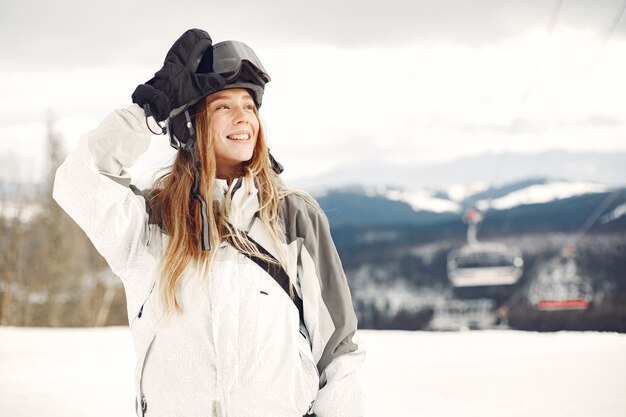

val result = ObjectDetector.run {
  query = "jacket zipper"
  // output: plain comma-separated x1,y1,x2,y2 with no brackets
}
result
141,396,147,416
130,279,157,327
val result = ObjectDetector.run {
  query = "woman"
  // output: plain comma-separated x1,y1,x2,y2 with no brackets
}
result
53,29,365,417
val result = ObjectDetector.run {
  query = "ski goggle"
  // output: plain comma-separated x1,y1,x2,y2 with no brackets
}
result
198,40,271,85
169,40,271,151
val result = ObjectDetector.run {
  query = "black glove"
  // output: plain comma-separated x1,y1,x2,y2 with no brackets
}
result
132,28,225,122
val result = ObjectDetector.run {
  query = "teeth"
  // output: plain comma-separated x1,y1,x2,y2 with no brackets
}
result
229,134,249,140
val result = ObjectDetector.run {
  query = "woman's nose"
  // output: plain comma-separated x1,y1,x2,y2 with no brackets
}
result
233,106,251,123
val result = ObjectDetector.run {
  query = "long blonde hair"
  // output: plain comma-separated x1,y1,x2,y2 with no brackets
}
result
149,93,287,313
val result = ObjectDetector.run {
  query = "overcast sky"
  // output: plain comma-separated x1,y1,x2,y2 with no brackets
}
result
1,0,625,187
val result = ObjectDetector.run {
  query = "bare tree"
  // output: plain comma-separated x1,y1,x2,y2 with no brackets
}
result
1,113,123,327
0,189,23,324
26,112,110,326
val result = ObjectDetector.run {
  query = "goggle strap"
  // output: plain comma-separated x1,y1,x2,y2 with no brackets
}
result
190,144,211,252
269,150,284,175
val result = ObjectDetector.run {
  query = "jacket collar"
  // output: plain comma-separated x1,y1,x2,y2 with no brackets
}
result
214,176,259,232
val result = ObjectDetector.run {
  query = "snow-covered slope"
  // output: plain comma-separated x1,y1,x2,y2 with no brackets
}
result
382,188,460,213
320,179,615,217
355,185,461,213
1,327,625,417
445,181,491,202
476,181,609,210
601,202,626,224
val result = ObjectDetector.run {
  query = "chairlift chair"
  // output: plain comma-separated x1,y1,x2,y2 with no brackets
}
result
528,253,593,311
447,242,524,287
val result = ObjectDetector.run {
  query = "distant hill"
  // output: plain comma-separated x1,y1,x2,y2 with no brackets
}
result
294,150,626,191
315,178,623,231
315,178,626,332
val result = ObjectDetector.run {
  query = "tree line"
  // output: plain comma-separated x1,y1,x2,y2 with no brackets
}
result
0,118,127,327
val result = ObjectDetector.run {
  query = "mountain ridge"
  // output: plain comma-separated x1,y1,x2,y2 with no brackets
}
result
314,177,624,228
293,149,626,191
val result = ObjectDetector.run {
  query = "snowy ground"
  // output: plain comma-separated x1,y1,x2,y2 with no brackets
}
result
1,327,625,417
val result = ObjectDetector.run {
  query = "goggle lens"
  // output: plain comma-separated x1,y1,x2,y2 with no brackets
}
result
210,41,270,83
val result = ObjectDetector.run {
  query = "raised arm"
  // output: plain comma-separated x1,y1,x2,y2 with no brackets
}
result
52,104,155,278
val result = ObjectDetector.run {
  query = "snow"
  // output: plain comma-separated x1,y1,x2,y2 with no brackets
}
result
0,327,135,416
384,189,460,213
1,327,625,417
601,202,626,224
446,181,491,202
477,181,609,211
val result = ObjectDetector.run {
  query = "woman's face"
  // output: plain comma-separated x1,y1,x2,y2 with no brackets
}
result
206,88,259,179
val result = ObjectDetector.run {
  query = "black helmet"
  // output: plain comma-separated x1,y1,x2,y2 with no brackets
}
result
167,38,281,252
168,40,271,151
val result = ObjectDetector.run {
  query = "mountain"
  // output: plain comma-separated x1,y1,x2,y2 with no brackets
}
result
315,178,626,332
294,150,626,191
315,178,621,229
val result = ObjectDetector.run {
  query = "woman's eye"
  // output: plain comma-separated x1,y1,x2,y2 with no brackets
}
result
215,103,229,110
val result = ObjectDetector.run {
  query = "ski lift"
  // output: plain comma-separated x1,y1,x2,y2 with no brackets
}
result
429,298,497,331
448,243,524,287
528,245,593,311
447,209,524,287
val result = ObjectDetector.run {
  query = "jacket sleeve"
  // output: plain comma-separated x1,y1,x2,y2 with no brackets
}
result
289,194,366,417
52,104,156,282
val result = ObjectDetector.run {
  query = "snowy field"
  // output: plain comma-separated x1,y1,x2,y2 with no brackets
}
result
1,327,625,417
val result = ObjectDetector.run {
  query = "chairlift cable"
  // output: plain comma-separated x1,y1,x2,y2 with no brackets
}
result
463,1,626,314
575,0,626,101
508,0,565,135
485,0,625,232
521,2,626,308
499,272,537,311
446,1,566,301
527,2,626,273
501,189,623,312
530,0,626,175
568,188,624,245
478,0,565,235
446,2,626,319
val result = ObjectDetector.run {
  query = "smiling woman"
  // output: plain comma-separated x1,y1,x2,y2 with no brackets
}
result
205,89,260,179
51,28,365,417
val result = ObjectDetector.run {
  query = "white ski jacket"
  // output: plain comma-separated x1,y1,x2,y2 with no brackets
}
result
53,104,365,417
